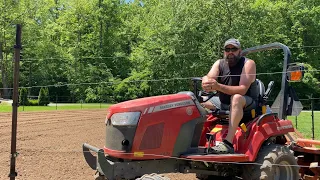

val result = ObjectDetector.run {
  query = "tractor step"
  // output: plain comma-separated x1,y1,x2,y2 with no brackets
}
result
181,153,249,162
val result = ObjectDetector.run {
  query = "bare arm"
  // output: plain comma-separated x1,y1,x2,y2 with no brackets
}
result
202,60,220,92
206,60,220,80
216,59,256,95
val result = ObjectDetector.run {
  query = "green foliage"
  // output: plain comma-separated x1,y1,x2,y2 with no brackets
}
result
38,87,49,106
19,88,29,106
45,87,50,105
290,63,320,109
291,63,320,97
28,99,39,106
114,69,152,102
1,0,319,102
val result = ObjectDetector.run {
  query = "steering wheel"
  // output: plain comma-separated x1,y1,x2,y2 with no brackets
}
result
191,77,217,103
198,90,217,103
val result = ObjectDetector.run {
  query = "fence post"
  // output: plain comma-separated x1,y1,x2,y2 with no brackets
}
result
56,95,58,110
311,95,315,140
295,116,297,129
9,24,22,180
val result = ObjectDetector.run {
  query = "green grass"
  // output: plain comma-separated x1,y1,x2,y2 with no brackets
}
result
0,103,113,112
288,111,320,140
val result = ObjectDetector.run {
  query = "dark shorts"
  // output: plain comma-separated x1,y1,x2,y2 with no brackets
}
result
209,96,256,111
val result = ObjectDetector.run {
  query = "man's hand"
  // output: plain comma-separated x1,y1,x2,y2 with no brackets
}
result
202,76,219,92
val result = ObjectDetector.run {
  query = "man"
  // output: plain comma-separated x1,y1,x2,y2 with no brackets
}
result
201,38,258,154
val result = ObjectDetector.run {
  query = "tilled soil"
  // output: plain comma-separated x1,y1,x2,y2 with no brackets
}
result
0,109,196,180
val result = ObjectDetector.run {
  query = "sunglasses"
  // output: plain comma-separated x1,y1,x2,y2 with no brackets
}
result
224,48,238,52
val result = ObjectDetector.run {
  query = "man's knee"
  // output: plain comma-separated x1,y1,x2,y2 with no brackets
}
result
230,94,246,108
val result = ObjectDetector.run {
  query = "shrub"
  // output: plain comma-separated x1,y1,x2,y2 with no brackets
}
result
19,88,29,106
38,87,49,106
44,87,50,105
28,99,39,106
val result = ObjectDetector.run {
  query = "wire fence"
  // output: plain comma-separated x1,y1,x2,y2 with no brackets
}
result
1,59,319,177
1,93,320,178
1,93,319,141
265,97,320,140
289,98,320,140
0,69,319,90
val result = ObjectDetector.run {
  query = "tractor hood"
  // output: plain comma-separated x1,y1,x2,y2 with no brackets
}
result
106,93,194,119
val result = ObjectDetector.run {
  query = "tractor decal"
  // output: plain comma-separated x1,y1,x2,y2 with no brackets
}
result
143,99,195,114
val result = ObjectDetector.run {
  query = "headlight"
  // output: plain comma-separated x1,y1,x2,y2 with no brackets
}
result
110,112,141,126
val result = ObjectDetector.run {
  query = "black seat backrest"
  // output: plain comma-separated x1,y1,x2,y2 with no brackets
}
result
255,79,265,106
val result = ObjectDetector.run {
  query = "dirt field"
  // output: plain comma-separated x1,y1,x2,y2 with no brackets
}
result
0,109,196,180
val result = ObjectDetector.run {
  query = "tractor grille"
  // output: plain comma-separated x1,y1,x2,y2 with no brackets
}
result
139,123,164,150
105,120,136,151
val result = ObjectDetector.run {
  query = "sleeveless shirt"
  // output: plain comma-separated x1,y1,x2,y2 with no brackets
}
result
217,57,258,105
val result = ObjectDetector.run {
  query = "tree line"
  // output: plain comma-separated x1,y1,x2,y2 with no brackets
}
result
0,0,319,107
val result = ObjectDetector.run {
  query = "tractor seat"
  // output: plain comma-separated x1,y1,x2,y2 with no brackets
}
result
213,79,272,124
179,79,273,120
255,79,266,107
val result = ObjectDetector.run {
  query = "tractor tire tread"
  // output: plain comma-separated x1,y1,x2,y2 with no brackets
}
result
242,144,299,180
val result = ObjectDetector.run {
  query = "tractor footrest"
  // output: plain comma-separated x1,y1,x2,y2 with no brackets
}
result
181,153,249,162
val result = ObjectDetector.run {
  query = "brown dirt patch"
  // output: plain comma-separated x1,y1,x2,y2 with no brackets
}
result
0,110,195,180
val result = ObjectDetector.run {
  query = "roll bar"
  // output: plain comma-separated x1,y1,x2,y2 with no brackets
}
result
241,42,291,119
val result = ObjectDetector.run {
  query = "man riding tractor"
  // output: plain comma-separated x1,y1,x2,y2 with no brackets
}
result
202,38,257,154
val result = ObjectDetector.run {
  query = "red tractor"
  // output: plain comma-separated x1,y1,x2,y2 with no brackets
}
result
83,43,320,180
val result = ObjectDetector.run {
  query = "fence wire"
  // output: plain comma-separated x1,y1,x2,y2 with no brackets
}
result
13,44,320,62
1,149,317,169
1,63,320,172
0,69,319,90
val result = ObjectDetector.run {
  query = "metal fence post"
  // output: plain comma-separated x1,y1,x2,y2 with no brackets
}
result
311,95,315,140
9,24,22,180
295,116,297,129
56,95,58,110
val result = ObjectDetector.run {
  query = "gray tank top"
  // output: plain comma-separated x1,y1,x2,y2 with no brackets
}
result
217,57,258,105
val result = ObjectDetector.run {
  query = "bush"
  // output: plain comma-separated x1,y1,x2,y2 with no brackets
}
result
28,99,39,106
38,87,49,106
19,88,29,106
44,87,50,105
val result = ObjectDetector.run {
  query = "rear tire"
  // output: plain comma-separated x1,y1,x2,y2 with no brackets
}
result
242,144,299,180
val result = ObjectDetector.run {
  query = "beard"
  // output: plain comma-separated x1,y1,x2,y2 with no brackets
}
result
225,54,241,67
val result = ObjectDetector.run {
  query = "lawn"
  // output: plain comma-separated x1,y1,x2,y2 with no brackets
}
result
0,102,113,112
288,111,320,140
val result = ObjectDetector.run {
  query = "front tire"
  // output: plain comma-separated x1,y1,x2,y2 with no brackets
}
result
242,144,299,180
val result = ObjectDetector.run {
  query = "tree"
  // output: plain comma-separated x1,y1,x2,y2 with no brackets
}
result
2,0,318,103
38,87,49,106
19,87,29,106
0,0,20,99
